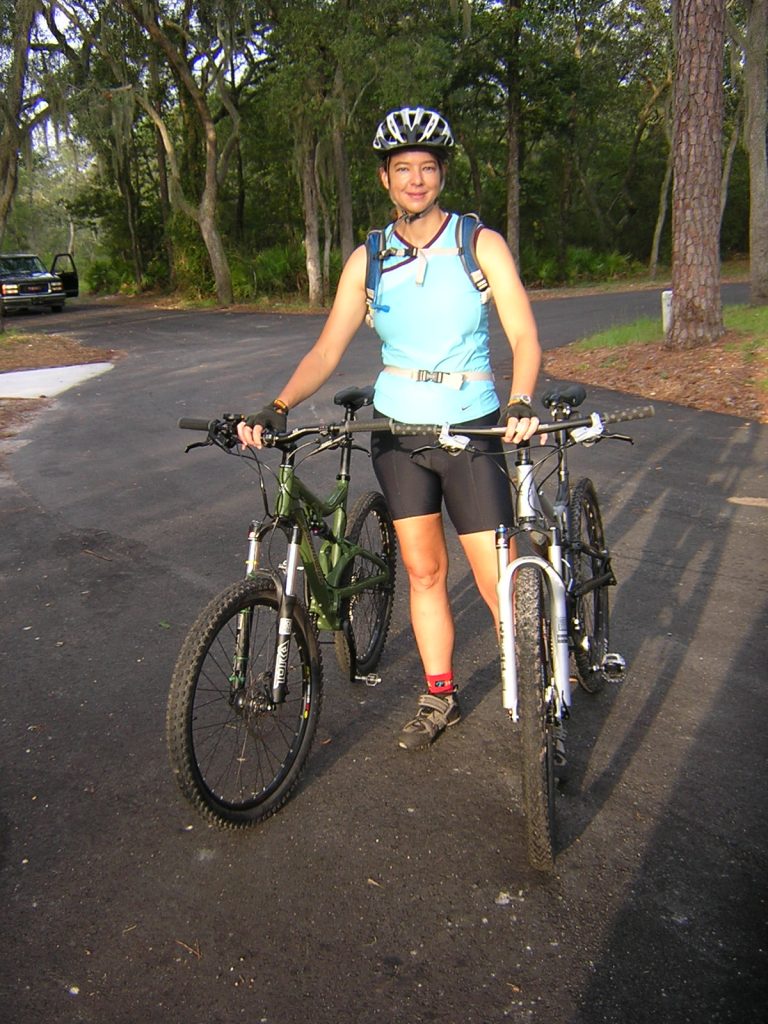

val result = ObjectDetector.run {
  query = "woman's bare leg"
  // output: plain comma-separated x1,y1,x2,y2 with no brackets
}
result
393,512,453,674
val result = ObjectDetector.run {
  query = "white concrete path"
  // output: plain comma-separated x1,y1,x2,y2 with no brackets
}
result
0,362,113,398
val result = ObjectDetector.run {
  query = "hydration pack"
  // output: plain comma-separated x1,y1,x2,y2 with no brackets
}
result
364,212,491,327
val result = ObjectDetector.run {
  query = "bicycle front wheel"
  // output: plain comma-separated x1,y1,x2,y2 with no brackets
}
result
515,565,556,873
334,490,397,678
166,575,323,828
569,478,611,693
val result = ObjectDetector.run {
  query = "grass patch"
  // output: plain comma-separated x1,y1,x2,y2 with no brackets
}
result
575,303,768,352
723,304,768,336
574,316,662,351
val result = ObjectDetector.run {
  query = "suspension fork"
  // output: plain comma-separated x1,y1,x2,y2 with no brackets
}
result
271,523,302,704
230,520,280,701
495,526,571,722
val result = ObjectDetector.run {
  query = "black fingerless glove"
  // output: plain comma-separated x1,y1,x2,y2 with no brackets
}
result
498,399,533,424
245,400,288,433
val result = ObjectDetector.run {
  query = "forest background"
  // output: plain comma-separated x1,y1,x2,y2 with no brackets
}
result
0,0,766,316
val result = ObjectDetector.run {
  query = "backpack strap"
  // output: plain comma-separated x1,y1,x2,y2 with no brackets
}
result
456,212,491,301
364,229,385,327
364,227,417,327
364,214,490,326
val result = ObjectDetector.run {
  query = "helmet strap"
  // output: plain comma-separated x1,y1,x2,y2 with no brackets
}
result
398,198,439,224
389,167,446,224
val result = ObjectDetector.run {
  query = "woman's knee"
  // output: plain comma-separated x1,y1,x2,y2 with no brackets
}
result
402,552,448,593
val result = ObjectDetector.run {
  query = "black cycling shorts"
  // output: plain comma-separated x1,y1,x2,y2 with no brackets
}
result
370,409,514,535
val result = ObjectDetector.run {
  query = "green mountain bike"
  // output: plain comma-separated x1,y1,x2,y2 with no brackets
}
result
167,385,396,829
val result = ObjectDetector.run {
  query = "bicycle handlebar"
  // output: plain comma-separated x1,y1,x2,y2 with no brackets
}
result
339,403,656,437
177,403,655,448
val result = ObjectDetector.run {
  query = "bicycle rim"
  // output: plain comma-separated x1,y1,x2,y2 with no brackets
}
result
167,576,322,827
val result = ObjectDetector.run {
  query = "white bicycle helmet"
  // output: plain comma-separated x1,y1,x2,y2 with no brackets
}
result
373,106,454,158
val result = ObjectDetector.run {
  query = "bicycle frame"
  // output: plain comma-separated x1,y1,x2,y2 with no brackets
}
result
248,427,391,634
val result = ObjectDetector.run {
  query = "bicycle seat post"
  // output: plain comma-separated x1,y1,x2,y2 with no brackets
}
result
335,404,357,481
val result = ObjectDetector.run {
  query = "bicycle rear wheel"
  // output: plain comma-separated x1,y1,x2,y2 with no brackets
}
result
166,574,322,828
334,490,396,678
569,478,611,694
515,565,556,873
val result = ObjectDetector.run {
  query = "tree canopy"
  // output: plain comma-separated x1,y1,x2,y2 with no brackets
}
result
0,0,762,313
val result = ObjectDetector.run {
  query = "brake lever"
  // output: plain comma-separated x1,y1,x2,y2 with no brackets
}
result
438,423,471,454
605,431,635,445
184,438,214,453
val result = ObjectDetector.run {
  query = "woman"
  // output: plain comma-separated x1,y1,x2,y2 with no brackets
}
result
238,106,542,751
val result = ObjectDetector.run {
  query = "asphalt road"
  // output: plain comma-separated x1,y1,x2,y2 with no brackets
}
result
1,285,765,1024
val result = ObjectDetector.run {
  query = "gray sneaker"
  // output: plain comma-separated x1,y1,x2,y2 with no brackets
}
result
398,693,461,751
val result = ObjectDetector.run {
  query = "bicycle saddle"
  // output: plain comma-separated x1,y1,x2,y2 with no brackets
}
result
333,385,375,411
541,383,587,409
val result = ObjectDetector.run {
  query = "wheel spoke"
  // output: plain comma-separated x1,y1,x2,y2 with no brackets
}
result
167,576,323,827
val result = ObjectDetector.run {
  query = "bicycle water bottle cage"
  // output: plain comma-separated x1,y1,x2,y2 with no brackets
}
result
570,413,604,446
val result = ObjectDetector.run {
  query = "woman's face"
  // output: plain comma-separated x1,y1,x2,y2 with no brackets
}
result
379,149,445,218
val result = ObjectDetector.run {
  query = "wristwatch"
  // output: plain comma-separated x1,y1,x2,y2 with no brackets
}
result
508,394,532,405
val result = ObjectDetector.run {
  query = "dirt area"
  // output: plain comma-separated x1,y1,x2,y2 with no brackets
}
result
1,314,766,442
0,331,121,440
544,328,767,424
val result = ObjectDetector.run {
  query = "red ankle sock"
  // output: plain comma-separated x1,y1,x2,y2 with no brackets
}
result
426,673,456,696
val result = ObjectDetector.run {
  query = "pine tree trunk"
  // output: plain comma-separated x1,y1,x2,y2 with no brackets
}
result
667,0,726,350
744,0,768,304
504,0,522,267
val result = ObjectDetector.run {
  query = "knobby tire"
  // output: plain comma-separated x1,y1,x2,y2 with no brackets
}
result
334,490,397,678
569,478,611,694
515,565,556,873
166,575,322,828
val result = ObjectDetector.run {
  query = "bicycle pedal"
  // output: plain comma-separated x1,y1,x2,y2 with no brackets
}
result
354,673,381,687
601,652,626,678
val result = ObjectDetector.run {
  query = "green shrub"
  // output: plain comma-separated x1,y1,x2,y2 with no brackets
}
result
254,245,308,295
85,257,134,294
168,215,213,296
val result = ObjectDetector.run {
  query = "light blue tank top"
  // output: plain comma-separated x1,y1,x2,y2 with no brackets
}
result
371,212,498,424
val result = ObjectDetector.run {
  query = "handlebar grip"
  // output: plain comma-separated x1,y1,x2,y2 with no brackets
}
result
390,420,443,436
178,417,214,431
340,418,429,434
601,405,655,425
